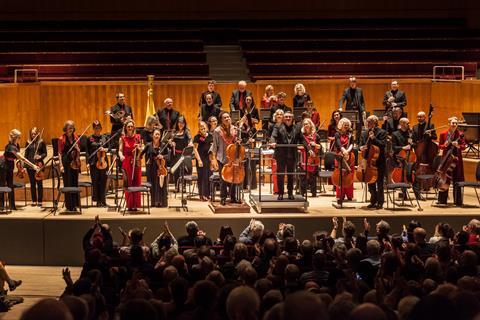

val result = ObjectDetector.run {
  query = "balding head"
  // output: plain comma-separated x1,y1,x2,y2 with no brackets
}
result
283,291,327,320
238,81,247,92
413,227,427,243
350,303,387,320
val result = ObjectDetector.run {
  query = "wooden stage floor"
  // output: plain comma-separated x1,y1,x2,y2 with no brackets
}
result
1,181,479,266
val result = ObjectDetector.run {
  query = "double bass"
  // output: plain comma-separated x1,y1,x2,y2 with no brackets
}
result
221,128,246,185
391,130,416,183
414,104,438,189
356,113,380,184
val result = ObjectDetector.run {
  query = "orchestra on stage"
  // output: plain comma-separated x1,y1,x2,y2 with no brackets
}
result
0,78,474,212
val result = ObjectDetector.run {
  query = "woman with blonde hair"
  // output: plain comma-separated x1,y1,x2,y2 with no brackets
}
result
333,117,354,202
293,83,311,109
262,85,277,109
300,118,322,197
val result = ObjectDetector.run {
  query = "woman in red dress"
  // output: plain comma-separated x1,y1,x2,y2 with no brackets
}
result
118,119,142,211
333,118,354,202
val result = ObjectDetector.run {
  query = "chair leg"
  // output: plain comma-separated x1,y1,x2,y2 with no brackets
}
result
147,192,150,214
24,187,27,207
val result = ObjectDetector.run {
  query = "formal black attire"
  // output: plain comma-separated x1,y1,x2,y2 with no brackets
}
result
293,93,311,109
193,133,213,199
382,118,401,136
270,123,303,197
157,108,180,132
25,139,47,204
142,142,169,207
360,127,387,207
265,104,292,131
140,128,154,144
58,134,80,211
240,125,258,190
199,90,222,108
339,87,365,142
391,129,421,199
109,103,133,136
412,122,437,143
383,89,407,113
1,142,20,209
199,102,222,123
87,134,108,205
229,89,252,112
171,130,192,189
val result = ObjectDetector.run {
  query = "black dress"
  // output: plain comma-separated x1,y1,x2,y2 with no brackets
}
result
142,142,169,207
1,142,20,209
171,130,192,187
59,134,80,211
193,133,213,198
25,139,47,204
87,134,108,205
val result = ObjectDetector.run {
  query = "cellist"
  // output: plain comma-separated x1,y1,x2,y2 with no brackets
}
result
300,118,322,197
360,115,387,209
210,112,240,206
333,118,354,202
437,117,466,206
412,111,437,144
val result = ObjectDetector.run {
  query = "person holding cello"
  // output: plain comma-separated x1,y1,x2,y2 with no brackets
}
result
300,118,322,197
58,121,81,212
360,115,387,209
25,127,47,207
333,118,355,203
87,120,108,207
210,112,240,206
412,111,437,147
436,116,466,206
118,119,142,211
141,128,170,207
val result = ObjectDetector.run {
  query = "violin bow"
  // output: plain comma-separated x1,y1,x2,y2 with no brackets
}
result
87,129,122,161
66,124,92,155
22,129,42,156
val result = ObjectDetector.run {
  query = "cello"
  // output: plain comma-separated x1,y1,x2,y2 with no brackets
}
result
414,104,438,189
391,130,416,183
332,149,355,188
221,127,246,185
356,113,380,184
434,131,464,192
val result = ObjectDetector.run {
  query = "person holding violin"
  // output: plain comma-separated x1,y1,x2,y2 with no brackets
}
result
169,116,192,191
86,120,108,207
210,112,241,205
270,111,303,201
238,100,258,190
360,115,387,209
118,119,142,211
25,127,47,207
382,80,407,119
193,122,213,201
333,118,355,202
141,128,170,207
437,116,466,206
58,121,81,212
108,92,133,137
141,115,161,144
328,110,342,151
300,118,322,197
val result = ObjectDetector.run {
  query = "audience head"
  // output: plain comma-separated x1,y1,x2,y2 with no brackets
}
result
227,286,260,320
21,299,73,320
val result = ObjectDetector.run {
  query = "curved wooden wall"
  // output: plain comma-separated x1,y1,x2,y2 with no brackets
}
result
2,79,479,148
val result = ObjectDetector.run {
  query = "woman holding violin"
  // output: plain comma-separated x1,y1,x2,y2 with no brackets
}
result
300,118,322,197
118,119,142,211
170,116,192,191
86,120,108,207
239,95,259,190
141,128,169,207
58,120,81,211
328,110,342,151
436,116,466,206
333,118,355,202
141,115,161,144
25,127,47,207
193,121,213,201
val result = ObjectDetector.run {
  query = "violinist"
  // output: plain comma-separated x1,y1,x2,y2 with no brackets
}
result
270,111,302,201
25,127,47,207
199,93,222,123
301,118,322,197
118,119,142,211
199,80,222,109
412,111,437,144
360,115,387,209
437,117,466,206
170,116,192,191
382,80,407,119
193,122,213,201
210,112,239,206
239,98,259,190
141,115,161,144
333,118,354,202
141,128,170,207
261,85,277,109
108,93,133,138
391,118,422,200
327,110,342,151
87,120,108,207
293,83,311,109
58,121,80,212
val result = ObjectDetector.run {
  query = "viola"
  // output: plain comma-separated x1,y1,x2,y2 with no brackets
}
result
306,138,321,167
156,157,167,177
434,132,464,192
221,141,246,185
70,145,81,170
34,161,45,181
96,148,108,170
332,150,355,188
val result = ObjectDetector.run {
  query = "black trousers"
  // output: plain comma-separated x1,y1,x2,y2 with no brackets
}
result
301,169,318,196
0,169,15,209
219,162,237,201
277,156,296,196
438,183,463,206
368,163,385,206
63,165,79,210
243,158,258,190
27,169,43,203
90,165,107,204
197,158,211,198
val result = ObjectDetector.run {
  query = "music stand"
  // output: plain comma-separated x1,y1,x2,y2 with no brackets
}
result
260,109,271,122
169,146,194,211
231,110,241,123
460,112,480,158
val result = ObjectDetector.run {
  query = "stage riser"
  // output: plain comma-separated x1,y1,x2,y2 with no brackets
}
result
0,214,475,266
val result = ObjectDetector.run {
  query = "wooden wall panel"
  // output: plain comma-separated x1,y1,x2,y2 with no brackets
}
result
0,79,479,149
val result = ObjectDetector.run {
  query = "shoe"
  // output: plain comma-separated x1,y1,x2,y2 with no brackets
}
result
416,194,426,201
278,194,284,201
376,204,383,210
367,203,377,209
288,194,295,200
31,202,37,207
37,203,42,207
8,280,22,292
220,198,226,206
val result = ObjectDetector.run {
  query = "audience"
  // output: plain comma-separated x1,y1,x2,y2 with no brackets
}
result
20,215,480,320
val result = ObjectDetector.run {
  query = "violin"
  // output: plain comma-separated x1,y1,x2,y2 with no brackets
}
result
70,144,82,171
34,161,45,181
16,160,26,179
96,148,108,170
434,131,464,192
306,136,321,167
356,114,380,184
391,131,416,183
221,128,245,185
156,142,169,177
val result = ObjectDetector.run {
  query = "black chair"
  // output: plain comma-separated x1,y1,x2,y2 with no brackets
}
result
118,169,150,215
457,161,480,206
78,181,92,207
0,186,12,214
57,187,82,214
175,156,198,199
318,152,335,194
209,172,221,202
385,164,421,211
12,181,27,207
416,155,442,200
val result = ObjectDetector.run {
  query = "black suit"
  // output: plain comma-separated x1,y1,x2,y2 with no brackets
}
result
392,129,421,198
109,103,133,134
412,122,437,143
339,87,365,142
157,108,180,131
229,89,252,112
199,103,222,123
360,127,387,206
270,123,303,196
199,90,222,108
383,89,407,112
382,118,400,136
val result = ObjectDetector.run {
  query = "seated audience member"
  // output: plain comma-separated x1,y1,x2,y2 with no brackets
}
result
177,220,213,247
239,219,265,244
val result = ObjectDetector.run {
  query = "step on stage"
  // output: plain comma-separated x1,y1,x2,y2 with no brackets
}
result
2,178,479,267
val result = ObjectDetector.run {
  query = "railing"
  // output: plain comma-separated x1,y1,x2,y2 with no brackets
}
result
14,69,39,83
432,65,465,82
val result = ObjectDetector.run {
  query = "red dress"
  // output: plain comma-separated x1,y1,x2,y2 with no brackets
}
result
335,133,354,200
121,134,142,209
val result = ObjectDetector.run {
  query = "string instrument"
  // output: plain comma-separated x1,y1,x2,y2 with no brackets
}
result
96,148,108,170
414,104,438,189
434,131,464,192
391,131,417,183
332,135,355,188
16,160,26,179
156,141,170,177
34,129,46,181
221,129,245,185
356,113,380,184
67,124,91,171
305,135,321,167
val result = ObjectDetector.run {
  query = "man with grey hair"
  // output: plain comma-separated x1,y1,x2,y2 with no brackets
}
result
229,80,252,112
239,219,264,244
361,239,381,268
177,220,212,247
156,97,180,131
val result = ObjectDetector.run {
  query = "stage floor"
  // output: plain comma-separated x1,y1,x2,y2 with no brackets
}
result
0,182,479,266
